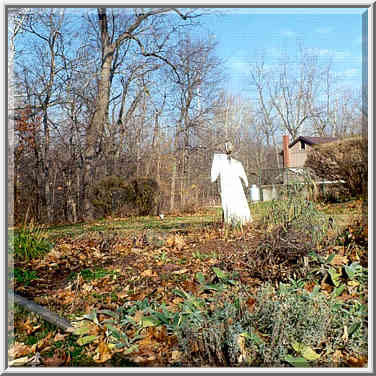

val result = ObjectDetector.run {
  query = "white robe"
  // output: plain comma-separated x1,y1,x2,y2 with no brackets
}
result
211,154,252,225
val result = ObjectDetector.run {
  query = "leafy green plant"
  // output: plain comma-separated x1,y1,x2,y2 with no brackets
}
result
10,222,53,261
174,281,367,367
192,250,210,261
13,268,38,286
249,283,367,366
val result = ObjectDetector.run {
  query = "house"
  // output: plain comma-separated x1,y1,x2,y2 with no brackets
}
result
281,135,338,168
258,135,340,201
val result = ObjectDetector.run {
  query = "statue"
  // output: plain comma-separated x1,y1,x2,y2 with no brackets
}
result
211,142,252,225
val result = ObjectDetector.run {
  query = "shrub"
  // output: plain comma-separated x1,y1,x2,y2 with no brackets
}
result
10,222,53,261
119,178,160,216
305,136,367,199
90,175,128,217
91,176,160,217
176,295,251,367
315,183,351,203
250,283,367,366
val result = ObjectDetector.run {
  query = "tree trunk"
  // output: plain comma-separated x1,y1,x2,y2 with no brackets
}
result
170,158,176,212
83,48,114,220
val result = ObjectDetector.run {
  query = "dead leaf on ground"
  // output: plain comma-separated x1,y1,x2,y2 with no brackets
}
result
174,235,186,251
93,342,113,363
172,297,184,305
331,246,345,256
171,350,182,361
161,264,180,272
336,293,355,302
41,349,67,366
246,297,256,312
331,350,343,364
8,342,33,359
53,332,70,342
117,290,129,299
9,356,32,367
172,268,188,275
346,355,368,367
141,269,154,277
36,332,53,352
165,236,175,248
304,281,315,293
320,281,334,294
330,254,348,266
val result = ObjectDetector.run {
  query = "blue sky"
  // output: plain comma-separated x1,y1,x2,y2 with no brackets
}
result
11,7,367,104
198,8,367,99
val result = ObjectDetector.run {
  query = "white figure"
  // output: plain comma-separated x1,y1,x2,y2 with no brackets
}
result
211,147,252,225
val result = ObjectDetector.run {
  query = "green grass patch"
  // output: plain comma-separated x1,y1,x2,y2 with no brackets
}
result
37,211,222,240
13,268,38,286
68,267,119,282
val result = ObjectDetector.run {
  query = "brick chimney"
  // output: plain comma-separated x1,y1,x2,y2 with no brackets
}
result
283,135,290,168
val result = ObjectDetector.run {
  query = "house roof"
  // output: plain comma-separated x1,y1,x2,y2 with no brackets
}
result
289,136,338,148
279,136,338,155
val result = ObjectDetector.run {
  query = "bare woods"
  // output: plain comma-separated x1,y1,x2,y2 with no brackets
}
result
9,8,363,225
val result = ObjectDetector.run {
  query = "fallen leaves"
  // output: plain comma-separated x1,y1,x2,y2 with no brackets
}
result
93,342,113,363
53,332,69,342
11,209,368,368
41,349,67,366
291,340,321,361
171,350,182,362
141,269,157,278
346,355,368,367
9,356,33,367
330,254,348,266
246,297,256,313
8,342,32,359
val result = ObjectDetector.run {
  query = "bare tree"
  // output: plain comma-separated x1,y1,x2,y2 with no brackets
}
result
8,8,30,226
268,54,316,140
250,60,281,167
82,7,200,220
13,8,69,223
163,34,222,211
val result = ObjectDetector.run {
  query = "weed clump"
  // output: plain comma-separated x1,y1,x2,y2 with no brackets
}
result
248,182,333,282
10,222,52,261
177,299,250,366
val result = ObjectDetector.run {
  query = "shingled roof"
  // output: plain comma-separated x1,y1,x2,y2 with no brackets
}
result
289,136,338,148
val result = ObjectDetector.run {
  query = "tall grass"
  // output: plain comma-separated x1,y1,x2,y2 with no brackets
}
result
260,175,332,246
10,221,53,261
